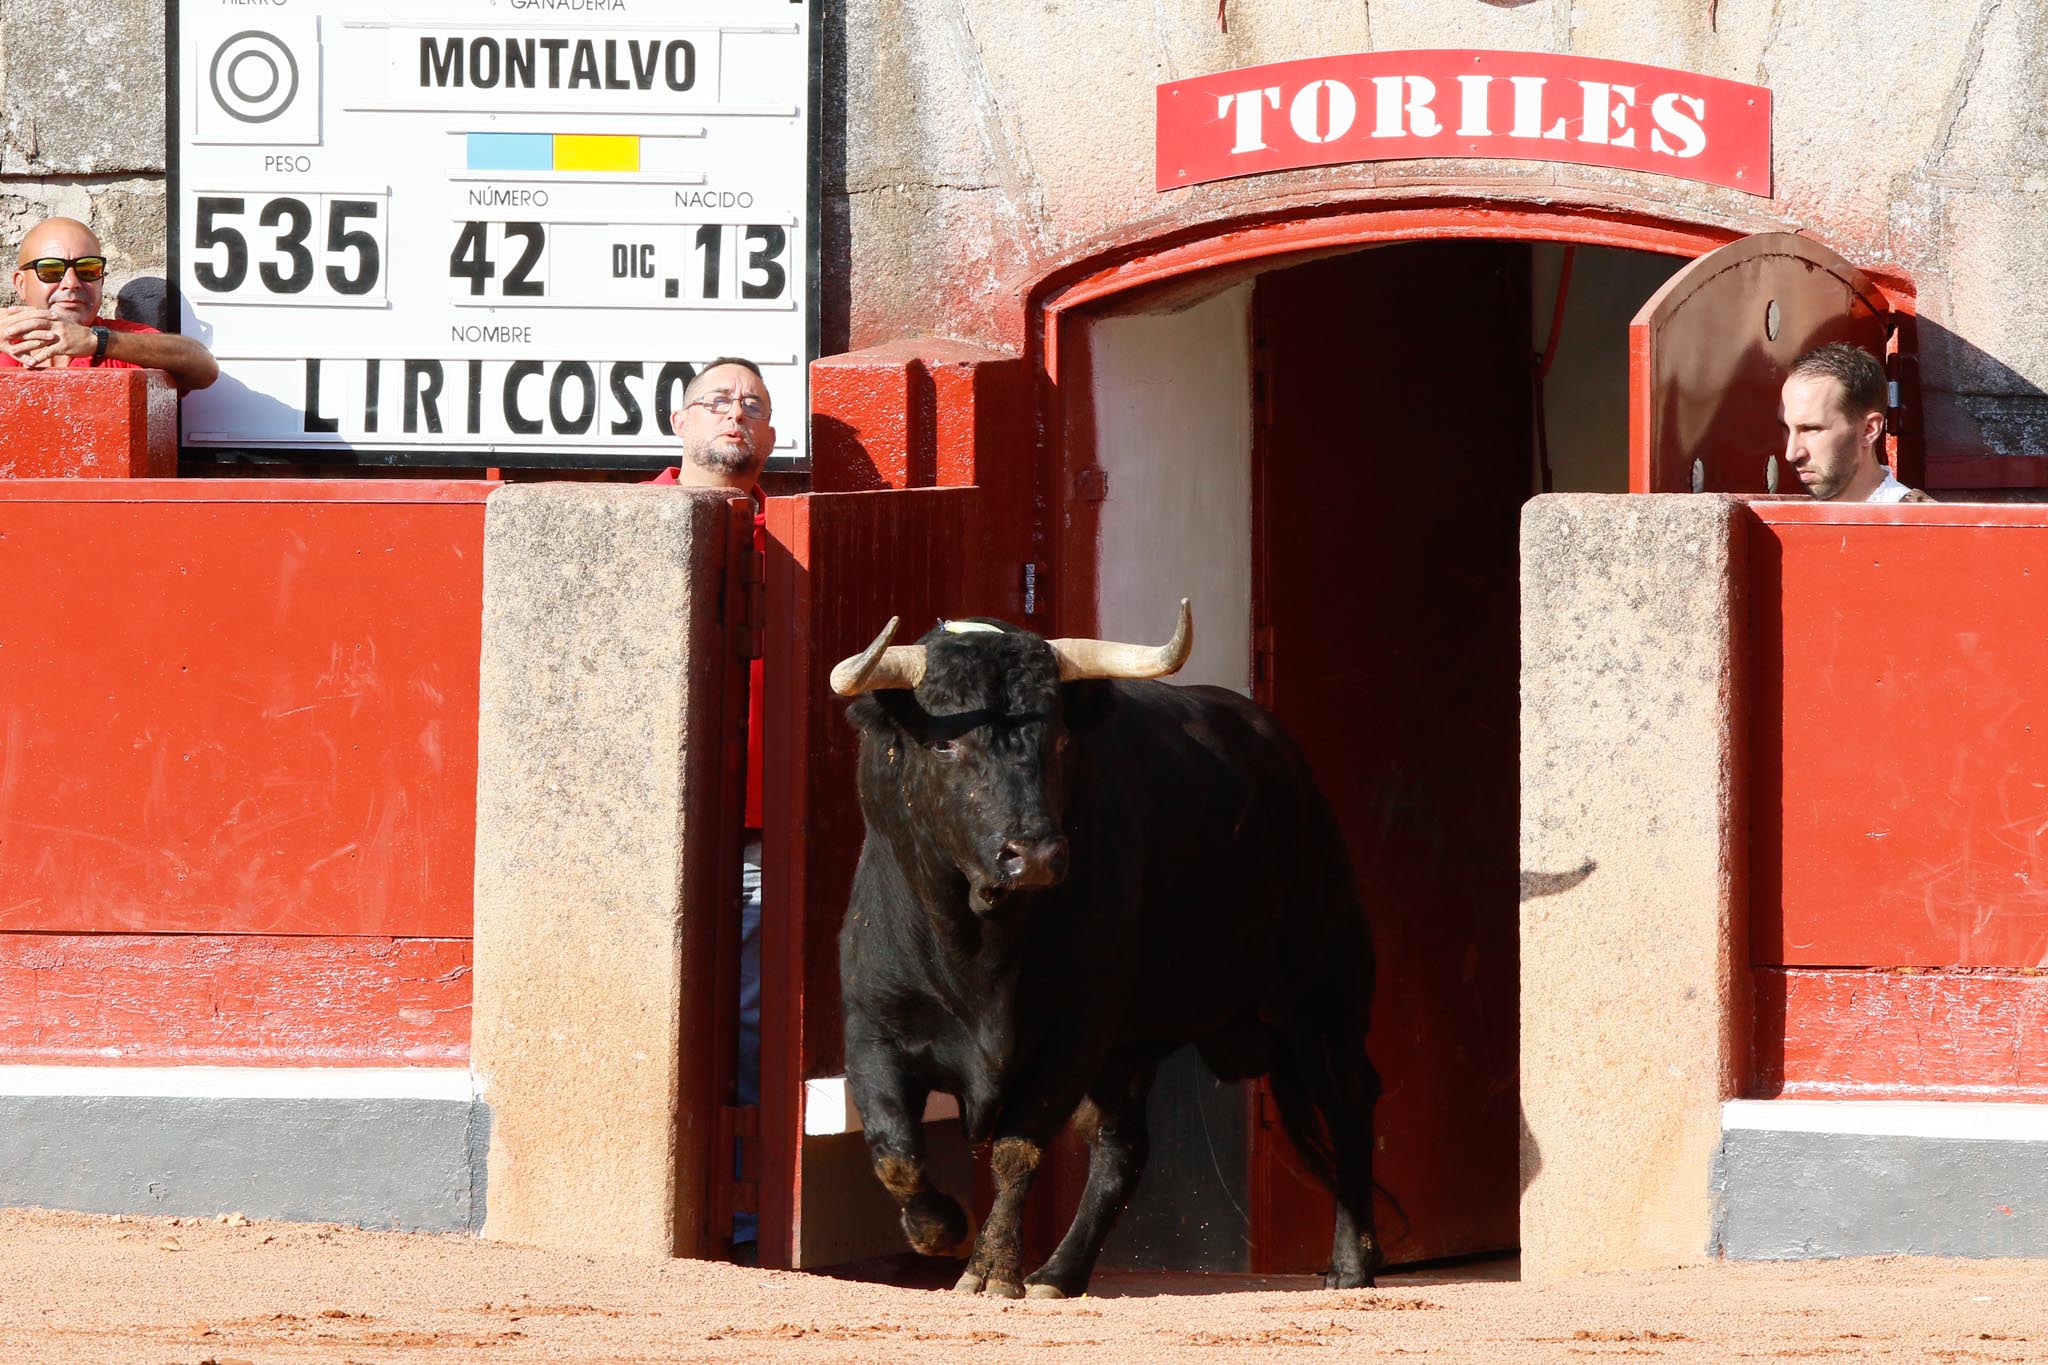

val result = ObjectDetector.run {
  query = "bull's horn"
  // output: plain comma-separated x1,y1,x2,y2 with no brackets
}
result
1047,598,1192,681
829,617,929,695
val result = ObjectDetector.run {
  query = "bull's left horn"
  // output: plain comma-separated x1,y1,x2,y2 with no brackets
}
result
829,617,930,695
1046,598,1192,682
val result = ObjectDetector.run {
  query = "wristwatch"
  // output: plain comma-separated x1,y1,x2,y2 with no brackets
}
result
89,325,109,364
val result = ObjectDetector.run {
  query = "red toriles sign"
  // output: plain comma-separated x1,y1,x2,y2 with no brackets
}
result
1157,50,1771,196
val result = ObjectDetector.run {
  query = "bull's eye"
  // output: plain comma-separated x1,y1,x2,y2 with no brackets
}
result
929,739,958,758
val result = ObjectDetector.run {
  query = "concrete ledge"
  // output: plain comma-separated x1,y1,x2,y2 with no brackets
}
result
0,1067,482,1232
1519,494,1749,1281
1717,1101,2048,1258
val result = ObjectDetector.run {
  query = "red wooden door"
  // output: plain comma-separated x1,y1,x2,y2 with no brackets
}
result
1630,232,1889,494
1249,242,1531,1270
757,485,982,1269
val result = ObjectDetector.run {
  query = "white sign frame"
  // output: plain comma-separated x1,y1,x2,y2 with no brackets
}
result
170,0,816,470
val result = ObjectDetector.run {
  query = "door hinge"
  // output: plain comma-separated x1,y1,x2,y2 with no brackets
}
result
1252,624,1275,693
735,547,765,661
712,1103,761,1231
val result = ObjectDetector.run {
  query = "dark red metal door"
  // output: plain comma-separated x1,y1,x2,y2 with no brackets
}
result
757,485,982,1269
1630,232,1889,494
1249,242,1531,1270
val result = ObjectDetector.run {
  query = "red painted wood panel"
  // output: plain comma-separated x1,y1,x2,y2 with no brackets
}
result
1250,246,1527,1268
1748,502,2048,968
0,932,470,1065
1755,967,2048,1099
759,487,981,1269
0,481,489,937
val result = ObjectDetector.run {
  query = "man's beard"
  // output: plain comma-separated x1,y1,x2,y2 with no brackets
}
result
685,435,758,476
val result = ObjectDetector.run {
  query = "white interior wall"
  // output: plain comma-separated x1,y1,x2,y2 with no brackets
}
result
1531,244,1687,493
1083,284,1254,694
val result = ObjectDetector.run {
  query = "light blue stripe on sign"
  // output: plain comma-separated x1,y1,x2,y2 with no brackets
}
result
466,133,552,171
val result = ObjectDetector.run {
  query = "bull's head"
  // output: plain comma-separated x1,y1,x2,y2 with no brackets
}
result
832,600,1192,914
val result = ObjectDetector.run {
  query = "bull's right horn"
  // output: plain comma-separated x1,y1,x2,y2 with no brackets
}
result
829,617,929,695
1046,597,1192,681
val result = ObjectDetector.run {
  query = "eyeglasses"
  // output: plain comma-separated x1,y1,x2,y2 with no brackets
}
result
686,392,769,420
21,255,105,284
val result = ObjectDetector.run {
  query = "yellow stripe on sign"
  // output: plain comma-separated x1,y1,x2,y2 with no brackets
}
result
553,134,640,172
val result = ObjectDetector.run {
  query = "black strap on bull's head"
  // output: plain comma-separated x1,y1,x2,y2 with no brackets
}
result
828,598,1194,696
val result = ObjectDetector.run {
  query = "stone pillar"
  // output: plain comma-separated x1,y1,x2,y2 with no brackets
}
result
1519,494,1750,1281
472,484,749,1258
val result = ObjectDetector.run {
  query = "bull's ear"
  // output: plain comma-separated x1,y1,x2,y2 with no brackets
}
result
845,693,892,734
1059,679,1120,731
846,689,920,737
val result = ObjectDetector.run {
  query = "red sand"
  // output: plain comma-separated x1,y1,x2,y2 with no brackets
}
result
3,1207,2043,1363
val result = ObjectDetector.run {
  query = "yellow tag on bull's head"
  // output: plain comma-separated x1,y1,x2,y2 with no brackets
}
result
941,620,1004,635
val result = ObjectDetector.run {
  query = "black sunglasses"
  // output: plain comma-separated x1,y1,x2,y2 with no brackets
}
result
22,255,105,284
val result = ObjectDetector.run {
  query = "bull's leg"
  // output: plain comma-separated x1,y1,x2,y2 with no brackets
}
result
845,1044,974,1260
1321,1051,1384,1288
1021,1060,1157,1300
951,1135,1041,1298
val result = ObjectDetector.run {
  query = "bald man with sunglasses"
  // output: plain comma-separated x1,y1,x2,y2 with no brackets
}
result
1,217,216,391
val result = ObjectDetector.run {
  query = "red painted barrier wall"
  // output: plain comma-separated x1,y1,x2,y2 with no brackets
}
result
1748,500,2048,1098
0,480,492,1065
0,370,178,478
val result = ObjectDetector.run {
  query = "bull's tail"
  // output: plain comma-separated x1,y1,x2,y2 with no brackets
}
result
1267,1020,1403,1242
1265,1042,1342,1192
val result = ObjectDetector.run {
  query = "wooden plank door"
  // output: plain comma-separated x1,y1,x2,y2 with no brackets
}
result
757,485,982,1269
1249,242,1532,1270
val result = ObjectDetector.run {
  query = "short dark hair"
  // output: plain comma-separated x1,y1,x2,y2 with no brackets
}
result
682,356,766,408
1788,342,1886,429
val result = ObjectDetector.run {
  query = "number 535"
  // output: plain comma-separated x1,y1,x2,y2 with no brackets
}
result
188,193,386,303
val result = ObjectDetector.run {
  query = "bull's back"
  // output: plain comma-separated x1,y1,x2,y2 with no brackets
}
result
1069,680,1366,1020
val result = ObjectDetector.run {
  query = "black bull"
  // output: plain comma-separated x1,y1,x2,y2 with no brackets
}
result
833,604,1381,1298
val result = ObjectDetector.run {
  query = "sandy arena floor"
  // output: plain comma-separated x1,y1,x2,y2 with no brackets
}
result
3,1207,2044,1363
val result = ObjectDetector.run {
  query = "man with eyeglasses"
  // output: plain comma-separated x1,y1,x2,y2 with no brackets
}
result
651,355,776,1248
0,217,217,391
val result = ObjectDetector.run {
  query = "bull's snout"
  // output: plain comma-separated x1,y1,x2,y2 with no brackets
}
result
997,836,1069,889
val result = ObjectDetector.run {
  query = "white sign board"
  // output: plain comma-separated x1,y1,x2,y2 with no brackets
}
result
173,1,812,468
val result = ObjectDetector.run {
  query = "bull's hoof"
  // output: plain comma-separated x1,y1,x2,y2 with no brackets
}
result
952,1269,1025,1298
903,1191,973,1259
1323,1268,1377,1290
1024,1283,1067,1300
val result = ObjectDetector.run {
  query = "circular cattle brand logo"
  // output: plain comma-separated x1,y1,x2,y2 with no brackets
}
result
209,30,300,125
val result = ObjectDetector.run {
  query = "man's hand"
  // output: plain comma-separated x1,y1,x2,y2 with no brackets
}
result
0,306,91,369
0,308,218,390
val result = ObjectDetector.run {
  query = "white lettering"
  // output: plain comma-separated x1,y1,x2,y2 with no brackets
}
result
1577,82,1638,148
1455,74,1494,137
1288,79,1357,144
1370,75,1442,138
1218,86,1282,154
1510,76,1570,140
1650,92,1708,157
